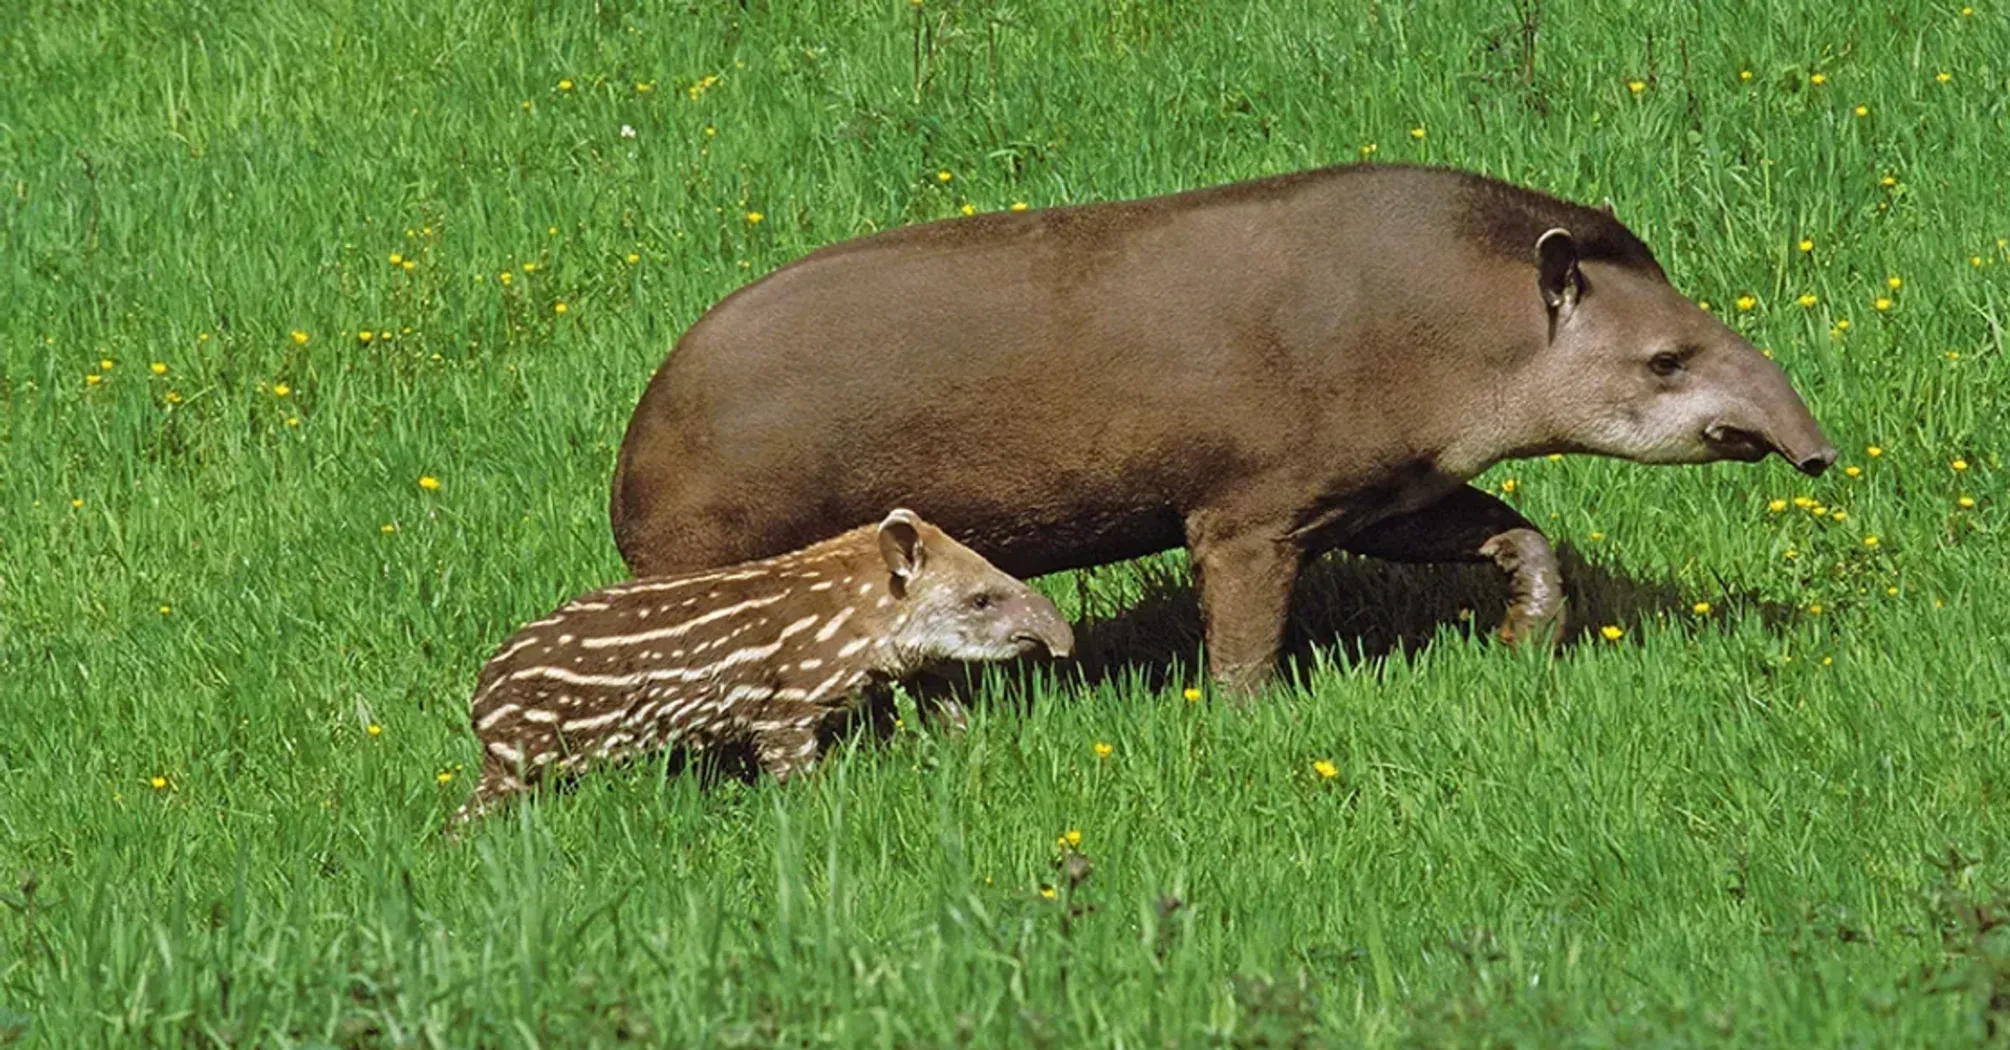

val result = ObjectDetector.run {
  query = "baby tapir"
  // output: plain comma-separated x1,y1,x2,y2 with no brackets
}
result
610,161,1838,694
448,509,1073,830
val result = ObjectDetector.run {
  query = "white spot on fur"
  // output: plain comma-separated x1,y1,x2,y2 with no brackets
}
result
813,607,855,642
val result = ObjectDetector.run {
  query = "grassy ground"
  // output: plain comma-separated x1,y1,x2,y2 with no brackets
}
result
4,0,2009,1045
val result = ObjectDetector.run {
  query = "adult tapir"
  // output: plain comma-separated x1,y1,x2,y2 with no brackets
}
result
609,162,1836,694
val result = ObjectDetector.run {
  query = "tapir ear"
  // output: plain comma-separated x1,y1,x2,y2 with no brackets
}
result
877,508,926,583
1536,227,1584,319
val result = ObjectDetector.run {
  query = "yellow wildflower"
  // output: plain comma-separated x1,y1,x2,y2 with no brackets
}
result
1093,741,1112,759
285,417,298,427
1768,499,1788,512
291,330,310,344
558,78,573,91
936,170,953,182
1866,445,1883,457
499,271,514,285
1600,625,1624,641
70,498,83,508
1863,535,1880,548
1798,294,1818,307
159,605,171,615
388,252,402,265
1844,465,1861,478
100,358,113,370
380,523,396,534
1957,495,1975,509
358,330,374,343
1588,530,1605,541
1499,478,1518,494
745,211,764,224
1692,601,1712,615
1739,70,1754,82
401,260,414,272
1936,72,1952,84
625,252,641,264
1874,297,1892,312
367,723,382,737
150,775,168,791
1409,126,1425,139
1810,73,1827,85
418,475,441,490
436,769,455,784
1854,104,1869,117
150,361,167,374
273,383,290,397
1627,80,1646,94
1039,886,1057,900
959,204,975,216
1735,295,1757,312
1793,496,1815,508
165,391,183,404
1060,828,1082,848
522,261,537,272
1010,201,1029,211
1952,459,1969,471
1880,175,1896,187
1313,759,1339,779
554,302,568,314
1183,687,1201,703
1887,275,1903,290
1808,603,1823,615
85,374,101,386
1798,238,1814,252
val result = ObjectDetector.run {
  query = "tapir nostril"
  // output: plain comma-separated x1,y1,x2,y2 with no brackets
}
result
1796,447,1838,477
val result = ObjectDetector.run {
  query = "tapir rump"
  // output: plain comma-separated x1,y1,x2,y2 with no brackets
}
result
610,162,1837,693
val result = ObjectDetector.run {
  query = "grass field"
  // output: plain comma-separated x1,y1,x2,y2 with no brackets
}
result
4,0,2010,1045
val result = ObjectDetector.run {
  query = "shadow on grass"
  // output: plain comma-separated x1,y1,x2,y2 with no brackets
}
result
922,543,1808,710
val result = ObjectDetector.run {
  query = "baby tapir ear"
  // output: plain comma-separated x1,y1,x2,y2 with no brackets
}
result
1536,226,1585,324
877,508,926,584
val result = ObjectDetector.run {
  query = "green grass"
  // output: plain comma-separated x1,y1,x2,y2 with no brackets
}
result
4,0,2009,1045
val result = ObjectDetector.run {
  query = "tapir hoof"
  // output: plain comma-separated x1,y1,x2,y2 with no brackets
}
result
1479,528,1566,650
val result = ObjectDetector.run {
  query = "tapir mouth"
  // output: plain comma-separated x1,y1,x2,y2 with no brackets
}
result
1705,424,1838,477
1012,628,1075,660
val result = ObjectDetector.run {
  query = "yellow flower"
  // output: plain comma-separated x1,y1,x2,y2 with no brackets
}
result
499,271,514,285
625,252,641,264
1866,445,1883,457
704,125,716,137
1809,503,1827,516
85,374,101,386
1862,535,1880,548
558,78,573,91
1739,70,1754,82
1960,5,1972,14
1880,175,1896,187
367,723,382,737
1692,601,1712,615
959,203,975,216
1698,300,1712,312
380,523,396,534
100,358,114,370
436,769,455,784
150,775,168,791
936,170,953,183
273,383,290,397
1957,495,1975,509
1010,201,1029,211
165,391,183,404
388,252,402,265
636,81,653,92
1887,586,1901,596
547,226,557,236
1735,295,1757,311
1886,275,1903,290
1874,297,1892,312
554,302,568,314
522,261,537,272
1093,741,1112,759
1834,319,1850,331
1830,509,1846,521
1499,478,1518,494
1936,72,1952,84
1409,126,1425,140
150,361,167,374
1974,256,1986,268
1061,828,1082,848
1854,104,1869,117
70,498,84,508
1807,603,1823,615
1810,73,1827,85
1183,686,1202,703
358,330,374,343
1768,498,1788,512
418,475,441,490
1784,548,1800,560
1843,465,1861,478
744,211,764,224
1588,530,1605,541
1039,886,1057,900
401,260,414,272
1952,459,1969,471
1797,294,1818,308
1793,496,1815,508
1600,624,1623,641
285,416,298,427
1798,238,1815,252
291,330,309,344
159,605,171,615
1627,80,1646,94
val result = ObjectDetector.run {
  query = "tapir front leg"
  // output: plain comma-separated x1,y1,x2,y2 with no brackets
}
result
1337,485,1565,646
1184,512,1305,698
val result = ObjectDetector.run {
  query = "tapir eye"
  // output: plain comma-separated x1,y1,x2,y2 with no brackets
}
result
970,592,996,611
1648,352,1685,377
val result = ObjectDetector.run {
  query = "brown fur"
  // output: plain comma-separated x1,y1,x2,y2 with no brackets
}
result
609,162,1834,692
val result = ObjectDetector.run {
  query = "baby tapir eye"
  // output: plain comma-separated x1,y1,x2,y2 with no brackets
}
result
1648,351,1685,377
970,591,996,611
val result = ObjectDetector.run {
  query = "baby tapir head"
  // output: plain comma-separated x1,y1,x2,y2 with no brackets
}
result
1519,225,1838,478
873,508,1075,669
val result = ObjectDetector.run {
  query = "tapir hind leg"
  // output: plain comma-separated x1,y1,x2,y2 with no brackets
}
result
1184,512,1306,698
1335,485,1565,646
